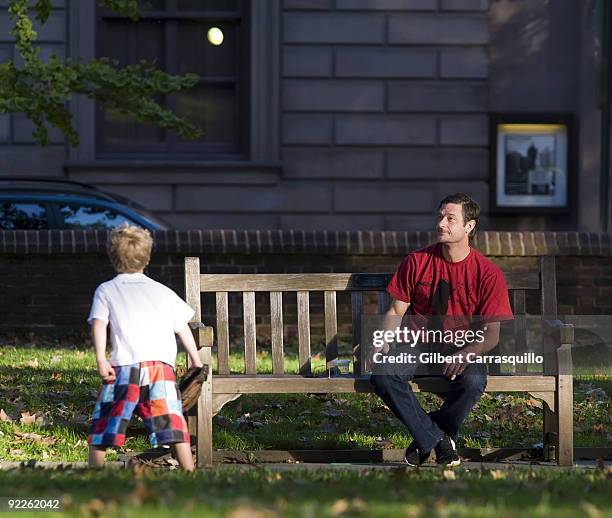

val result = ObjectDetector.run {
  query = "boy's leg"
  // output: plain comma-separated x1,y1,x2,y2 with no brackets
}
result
87,364,139,468
88,445,106,467
137,362,194,469
173,442,195,471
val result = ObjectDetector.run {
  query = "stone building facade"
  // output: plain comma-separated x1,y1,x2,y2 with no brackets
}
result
0,0,606,232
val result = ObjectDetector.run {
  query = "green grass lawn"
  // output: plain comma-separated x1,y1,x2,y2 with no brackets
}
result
0,340,610,517
0,465,611,517
0,341,610,461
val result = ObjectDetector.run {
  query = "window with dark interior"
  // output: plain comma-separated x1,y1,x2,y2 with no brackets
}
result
96,0,249,158
0,203,48,230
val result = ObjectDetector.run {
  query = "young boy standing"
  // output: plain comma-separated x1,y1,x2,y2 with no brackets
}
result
87,225,203,471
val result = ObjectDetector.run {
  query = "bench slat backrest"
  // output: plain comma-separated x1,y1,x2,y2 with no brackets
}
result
198,272,539,292
271,292,284,375
185,258,550,377
216,292,230,375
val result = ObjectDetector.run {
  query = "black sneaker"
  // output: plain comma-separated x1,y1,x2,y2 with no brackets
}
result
434,435,461,467
404,442,431,466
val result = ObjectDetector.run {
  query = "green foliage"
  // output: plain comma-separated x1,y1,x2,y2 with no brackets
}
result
0,0,201,146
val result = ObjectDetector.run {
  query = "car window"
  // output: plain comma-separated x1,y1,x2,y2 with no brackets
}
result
58,204,136,229
0,202,48,229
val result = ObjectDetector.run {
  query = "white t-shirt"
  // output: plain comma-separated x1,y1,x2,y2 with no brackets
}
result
87,273,195,367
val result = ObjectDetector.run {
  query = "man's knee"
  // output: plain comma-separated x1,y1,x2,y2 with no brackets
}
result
369,373,411,394
369,373,388,394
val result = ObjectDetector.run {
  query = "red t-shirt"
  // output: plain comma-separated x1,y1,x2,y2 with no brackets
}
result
387,243,513,327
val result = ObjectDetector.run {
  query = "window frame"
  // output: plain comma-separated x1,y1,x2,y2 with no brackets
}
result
67,0,279,165
94,1,250,159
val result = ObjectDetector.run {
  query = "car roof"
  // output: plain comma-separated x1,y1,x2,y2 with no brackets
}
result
0,177,115,201
0,177,175,229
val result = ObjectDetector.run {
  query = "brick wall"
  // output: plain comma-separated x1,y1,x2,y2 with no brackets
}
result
0,230,610,336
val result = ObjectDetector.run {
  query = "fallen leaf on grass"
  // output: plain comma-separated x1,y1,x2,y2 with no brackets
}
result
330,498,368,516
14,431,57,445
9,449,24,456
580,501,602,518
374,437,393,449
15,431,43,440
80,498,117,517
525,398,543,409
129,480,156,506
490,469,507,480
586,388,607,403
20,412,36,424
0,408,13,422
442,470,456,480
402,504,425,518
24,359,39,368
228,506,268,518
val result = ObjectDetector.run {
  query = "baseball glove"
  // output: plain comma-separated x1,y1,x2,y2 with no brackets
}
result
179,365,209,413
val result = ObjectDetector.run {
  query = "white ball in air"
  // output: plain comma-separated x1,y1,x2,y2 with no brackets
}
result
207,27,224,46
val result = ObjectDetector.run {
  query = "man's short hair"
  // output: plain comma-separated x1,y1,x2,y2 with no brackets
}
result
438,193,480,238
107,224,153,273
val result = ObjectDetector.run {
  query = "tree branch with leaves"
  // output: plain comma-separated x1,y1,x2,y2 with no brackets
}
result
0,0,202,146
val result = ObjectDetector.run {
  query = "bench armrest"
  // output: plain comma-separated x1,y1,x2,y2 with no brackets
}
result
544,320,574,347
189,321,214,349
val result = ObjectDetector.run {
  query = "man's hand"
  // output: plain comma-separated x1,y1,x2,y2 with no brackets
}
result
97,358,116,382
442,344,482,380
365,344,389,371
441,350,469,380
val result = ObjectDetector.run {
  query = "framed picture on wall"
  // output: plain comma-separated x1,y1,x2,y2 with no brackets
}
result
490,114,572,213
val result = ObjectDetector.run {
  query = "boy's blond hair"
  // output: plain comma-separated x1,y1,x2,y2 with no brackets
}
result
107,224,153,273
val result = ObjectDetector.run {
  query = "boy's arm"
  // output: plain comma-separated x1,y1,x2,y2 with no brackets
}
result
177,325,204,368
91,318,115,381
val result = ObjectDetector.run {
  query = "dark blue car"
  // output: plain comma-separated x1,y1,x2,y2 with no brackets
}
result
0,178,171,231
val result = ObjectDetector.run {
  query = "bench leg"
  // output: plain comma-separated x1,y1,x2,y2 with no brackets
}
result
556,373,573,466
197,376,213,467
196,347,213,468
543,406,557,462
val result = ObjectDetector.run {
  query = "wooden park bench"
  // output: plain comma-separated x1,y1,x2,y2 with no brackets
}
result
183,256,574,467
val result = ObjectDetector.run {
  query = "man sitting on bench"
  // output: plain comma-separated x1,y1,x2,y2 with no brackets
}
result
369,193,514,467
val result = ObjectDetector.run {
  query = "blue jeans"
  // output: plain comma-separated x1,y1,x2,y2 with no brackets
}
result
369,347,487,452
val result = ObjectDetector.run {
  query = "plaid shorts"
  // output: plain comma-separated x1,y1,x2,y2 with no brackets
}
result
88,361,190,448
